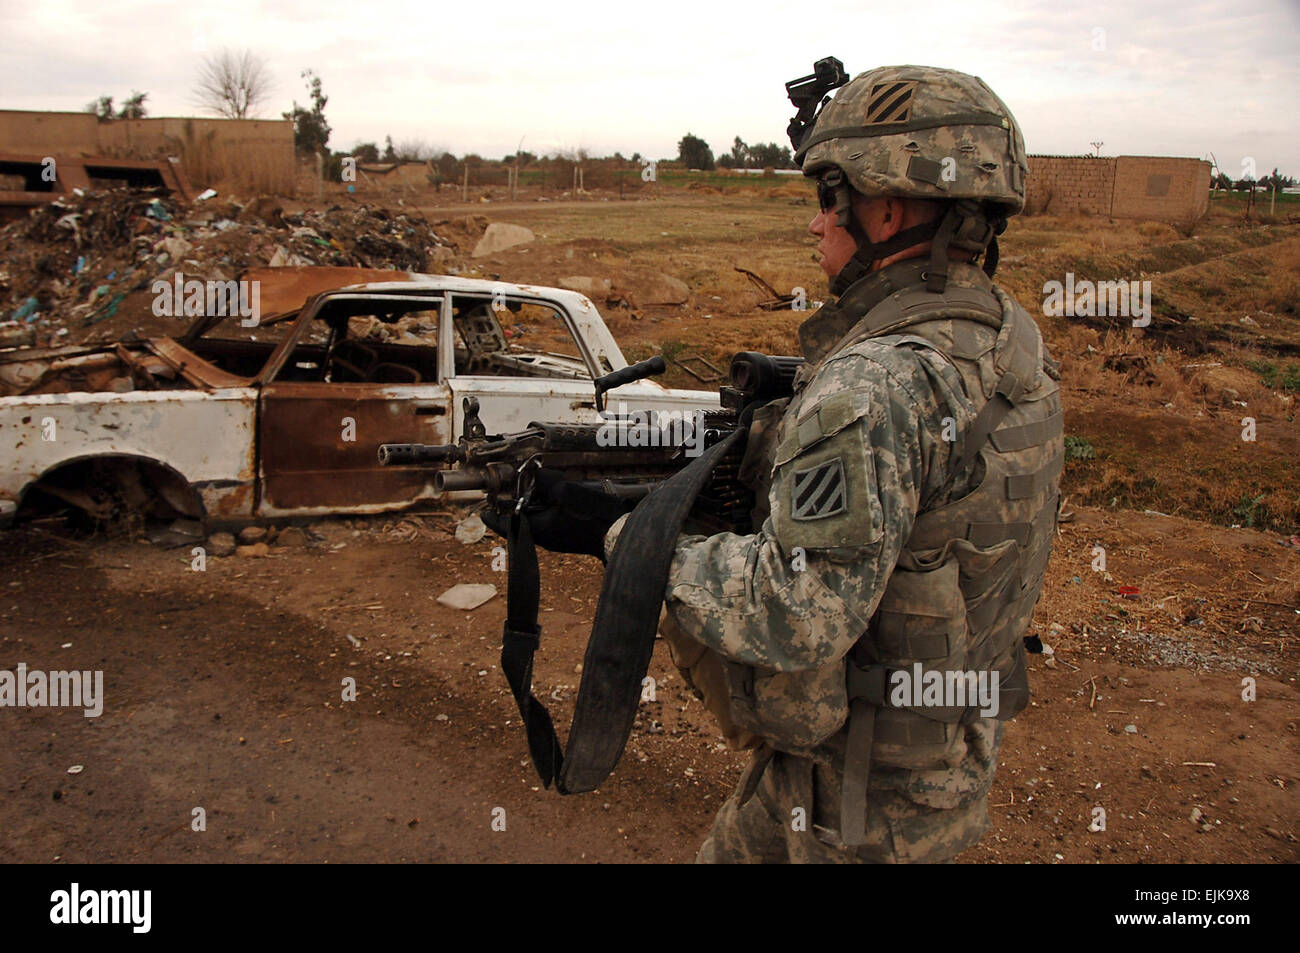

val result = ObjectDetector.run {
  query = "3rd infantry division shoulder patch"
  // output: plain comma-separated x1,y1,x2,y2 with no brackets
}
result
791,457,847,520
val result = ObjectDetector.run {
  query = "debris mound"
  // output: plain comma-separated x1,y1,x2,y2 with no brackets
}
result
0,188,481,345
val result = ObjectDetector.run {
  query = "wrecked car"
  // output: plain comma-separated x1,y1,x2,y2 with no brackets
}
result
0,272,719,533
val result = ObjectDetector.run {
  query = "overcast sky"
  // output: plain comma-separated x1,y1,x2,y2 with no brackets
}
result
3,0,1297,177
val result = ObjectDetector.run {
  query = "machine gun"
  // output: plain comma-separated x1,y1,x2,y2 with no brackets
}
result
379,350,803,795
378,351,803,534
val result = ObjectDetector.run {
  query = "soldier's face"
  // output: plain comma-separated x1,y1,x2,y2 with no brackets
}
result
809,196,910,279
809,205,859,279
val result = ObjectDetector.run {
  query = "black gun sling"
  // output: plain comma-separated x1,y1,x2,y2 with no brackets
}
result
501,428,745,794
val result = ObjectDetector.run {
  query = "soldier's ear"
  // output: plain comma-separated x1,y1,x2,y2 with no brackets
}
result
854,195,905,243
880,197,906,237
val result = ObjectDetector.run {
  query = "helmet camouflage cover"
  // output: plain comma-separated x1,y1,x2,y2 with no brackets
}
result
797,65,1028,216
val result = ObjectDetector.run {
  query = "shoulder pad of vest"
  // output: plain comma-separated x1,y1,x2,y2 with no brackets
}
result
991,287,1046,401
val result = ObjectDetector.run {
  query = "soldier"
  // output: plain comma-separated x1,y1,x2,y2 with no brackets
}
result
504,65,1063,863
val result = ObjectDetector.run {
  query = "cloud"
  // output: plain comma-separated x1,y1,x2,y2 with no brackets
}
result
1,0,1296,172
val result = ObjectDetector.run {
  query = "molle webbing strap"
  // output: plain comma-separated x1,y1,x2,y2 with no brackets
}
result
500,427,747,795
966,498,1057,548
925,203,964,293
951,370,1023,477
1005,453,1064,500
841,698,877,846
989,410,1063,453
736,743,777,806
946,297,1044,479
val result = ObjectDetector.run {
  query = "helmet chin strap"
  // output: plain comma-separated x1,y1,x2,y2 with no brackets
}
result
828,194,1006,297
922,199,1004,293
828,219,942,297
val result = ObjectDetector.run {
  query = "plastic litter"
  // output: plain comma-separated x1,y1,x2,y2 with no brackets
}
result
13,297,39,321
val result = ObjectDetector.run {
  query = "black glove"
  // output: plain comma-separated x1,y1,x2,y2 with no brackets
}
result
480,469,634,560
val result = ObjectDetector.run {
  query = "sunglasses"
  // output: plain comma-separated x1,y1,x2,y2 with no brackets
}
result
817,179,837,212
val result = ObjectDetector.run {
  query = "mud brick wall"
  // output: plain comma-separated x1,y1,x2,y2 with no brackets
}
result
0,111,295,194
99,118,296,194
1111,156,1211,221
1025,154,1211,221
1025,155,1116,216
0,110,100,154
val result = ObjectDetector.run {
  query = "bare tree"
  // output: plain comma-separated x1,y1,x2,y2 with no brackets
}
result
392,138,445,161
193,49,273,119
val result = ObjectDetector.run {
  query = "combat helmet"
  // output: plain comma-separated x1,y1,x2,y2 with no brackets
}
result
786,59,1029,294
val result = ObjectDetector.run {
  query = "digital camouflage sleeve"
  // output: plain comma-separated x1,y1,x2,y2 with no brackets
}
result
658,337,977,677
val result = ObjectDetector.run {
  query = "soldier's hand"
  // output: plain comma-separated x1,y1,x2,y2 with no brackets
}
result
480,469,633,560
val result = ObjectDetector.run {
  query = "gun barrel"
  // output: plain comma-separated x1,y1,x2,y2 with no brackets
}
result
377,443,463,466
434,469,479,493
433,465,518,495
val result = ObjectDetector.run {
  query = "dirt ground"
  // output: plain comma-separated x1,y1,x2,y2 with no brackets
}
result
2,186,1297,863
1,503,1295,863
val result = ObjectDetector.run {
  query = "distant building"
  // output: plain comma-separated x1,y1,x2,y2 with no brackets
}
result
356,160,436,189
0,109,295,195
1025,155,1212,221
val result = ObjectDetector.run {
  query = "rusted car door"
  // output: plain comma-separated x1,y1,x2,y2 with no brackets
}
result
255,293,453,517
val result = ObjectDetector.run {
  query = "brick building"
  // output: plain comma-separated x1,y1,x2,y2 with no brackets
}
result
1025,154,1211,221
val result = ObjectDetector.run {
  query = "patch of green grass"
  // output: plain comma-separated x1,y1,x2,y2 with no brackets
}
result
1247,359,1278,386
1064,435,1096,461
658,170,806,191
659,339,689,364
1246,359,1300,392
1233,493,1268,527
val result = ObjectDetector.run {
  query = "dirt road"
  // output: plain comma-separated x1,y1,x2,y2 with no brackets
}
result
1,507,1295,863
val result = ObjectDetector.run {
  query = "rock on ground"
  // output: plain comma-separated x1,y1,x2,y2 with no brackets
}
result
207,532,236,557
435,583,497,610
472,223,535,258
558,275,614,297
277,526,310,547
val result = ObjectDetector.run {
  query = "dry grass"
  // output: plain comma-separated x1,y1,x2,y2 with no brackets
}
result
394,188,1300,529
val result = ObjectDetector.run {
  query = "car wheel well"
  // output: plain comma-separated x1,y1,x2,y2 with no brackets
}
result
17,455,204,531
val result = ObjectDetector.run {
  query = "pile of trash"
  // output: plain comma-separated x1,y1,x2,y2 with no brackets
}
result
0,188,485,347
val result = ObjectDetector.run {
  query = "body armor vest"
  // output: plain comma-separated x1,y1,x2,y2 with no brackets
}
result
702,260,1062,845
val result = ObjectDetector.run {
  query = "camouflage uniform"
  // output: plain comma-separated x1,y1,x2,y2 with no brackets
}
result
611,65,1061,863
